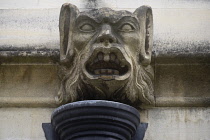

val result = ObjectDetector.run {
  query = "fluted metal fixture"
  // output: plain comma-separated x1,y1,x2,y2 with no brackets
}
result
51,100,140,140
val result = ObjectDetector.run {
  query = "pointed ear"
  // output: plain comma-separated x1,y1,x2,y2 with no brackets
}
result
134,6,153,66
59,3,79,63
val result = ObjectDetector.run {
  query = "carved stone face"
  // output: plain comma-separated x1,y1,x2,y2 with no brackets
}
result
57,4,155,108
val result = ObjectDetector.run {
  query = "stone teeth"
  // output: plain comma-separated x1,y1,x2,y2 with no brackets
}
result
93,69,120,75
101,69,106,74
98,52,104,61
107,69,112,74
104,54,110,62
94,70,100,75
113,70,119,75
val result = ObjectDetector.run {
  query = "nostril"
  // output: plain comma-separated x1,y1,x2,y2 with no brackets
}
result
97,34,117,44
109,39,113,43
100,38,104,43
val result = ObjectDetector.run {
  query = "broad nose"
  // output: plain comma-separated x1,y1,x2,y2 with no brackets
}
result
96,24,117,45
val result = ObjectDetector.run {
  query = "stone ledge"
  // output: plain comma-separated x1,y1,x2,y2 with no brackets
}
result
1,46,209,64
0,96,209,108
156,97,210,107
0,58,209,107
0,97,57,108
0,48,59,64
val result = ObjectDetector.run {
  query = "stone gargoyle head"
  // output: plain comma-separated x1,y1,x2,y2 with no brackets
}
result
56,3,154,108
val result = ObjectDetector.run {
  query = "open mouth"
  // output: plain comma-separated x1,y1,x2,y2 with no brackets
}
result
85,52,130,79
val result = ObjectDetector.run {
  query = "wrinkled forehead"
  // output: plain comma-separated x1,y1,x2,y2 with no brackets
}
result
79,8,136,23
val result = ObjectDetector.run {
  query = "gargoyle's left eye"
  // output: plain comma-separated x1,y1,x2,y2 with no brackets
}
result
119,23,135,32
80,24,95,32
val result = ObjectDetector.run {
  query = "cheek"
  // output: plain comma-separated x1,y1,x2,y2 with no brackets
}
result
72,33,95,51
120,33,140,56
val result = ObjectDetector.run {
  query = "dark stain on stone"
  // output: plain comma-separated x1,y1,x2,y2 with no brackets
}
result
85,0,98,9
0,47,59,64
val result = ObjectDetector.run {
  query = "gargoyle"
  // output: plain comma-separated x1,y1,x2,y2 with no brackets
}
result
56,3,154,108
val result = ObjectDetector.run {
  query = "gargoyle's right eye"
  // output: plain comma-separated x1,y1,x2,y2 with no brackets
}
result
119,23,135,32
80,24,95,32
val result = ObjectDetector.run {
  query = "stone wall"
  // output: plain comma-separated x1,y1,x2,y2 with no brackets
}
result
0,0,209,140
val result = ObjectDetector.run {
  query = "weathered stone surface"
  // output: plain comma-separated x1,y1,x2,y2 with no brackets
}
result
1,0,210,9
56,4,154,108
144,108,210,140
0,0,209,107
0,1,209,140
0,49,59,64
0,108,54,140
0,64,59,107
1,107,209,140
155,64,210,107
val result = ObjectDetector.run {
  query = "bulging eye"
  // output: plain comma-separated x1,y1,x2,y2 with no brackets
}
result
80,24,95,32
119,23,135,32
